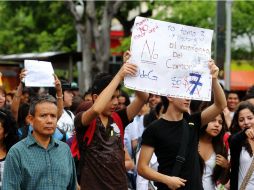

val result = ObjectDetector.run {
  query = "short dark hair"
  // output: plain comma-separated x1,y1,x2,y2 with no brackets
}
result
226,90,239,99
29,95,56,116
91,73,120,95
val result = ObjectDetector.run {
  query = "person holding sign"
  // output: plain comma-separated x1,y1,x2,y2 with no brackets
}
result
137,60,226,190
73,51,149,190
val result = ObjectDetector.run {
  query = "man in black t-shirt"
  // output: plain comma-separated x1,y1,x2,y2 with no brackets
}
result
137,60,227,190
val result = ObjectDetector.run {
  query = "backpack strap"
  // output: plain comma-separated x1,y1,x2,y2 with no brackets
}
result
82,119,97,146
171,119,190,176
65,109,73,119
70,119,96,159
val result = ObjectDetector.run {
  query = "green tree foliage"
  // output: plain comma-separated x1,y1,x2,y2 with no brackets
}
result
154,0,216,29
116,0,215,53
232,1,254,59
0,1,76,54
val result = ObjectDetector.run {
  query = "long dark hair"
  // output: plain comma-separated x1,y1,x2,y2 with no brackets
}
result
199,113,228,184
230,101,254,157
230,101,254,135
0,108,19,152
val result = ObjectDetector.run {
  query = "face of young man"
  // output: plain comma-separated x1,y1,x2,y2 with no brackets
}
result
102,90,120,116
170,97,191,113
64,90,73,108
227,93,239,112
29,102,58,139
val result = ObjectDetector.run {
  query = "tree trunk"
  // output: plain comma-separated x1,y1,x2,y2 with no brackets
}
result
66,0,124,90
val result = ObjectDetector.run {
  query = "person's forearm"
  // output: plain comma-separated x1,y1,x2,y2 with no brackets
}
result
92,74,122,114
138,165,169,185
11,83,23,121
212,78,227,110
56,88,63,120
126,91,149,121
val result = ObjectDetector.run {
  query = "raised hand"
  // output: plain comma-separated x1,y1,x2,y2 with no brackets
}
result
123,50,131,63
208,59,219,79
245,127,254,140
19,69,27,82
117,62,138,81
53,74,62,93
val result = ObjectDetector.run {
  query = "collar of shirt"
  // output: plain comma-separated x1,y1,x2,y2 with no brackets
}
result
25,133,59,150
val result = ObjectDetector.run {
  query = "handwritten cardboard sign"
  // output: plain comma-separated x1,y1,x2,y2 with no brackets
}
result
24,60,55,87
124,16,214,101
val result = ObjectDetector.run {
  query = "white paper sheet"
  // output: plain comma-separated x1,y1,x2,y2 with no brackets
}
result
24,60,55,87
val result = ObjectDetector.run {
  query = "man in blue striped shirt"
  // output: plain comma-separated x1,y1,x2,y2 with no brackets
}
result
3,95,77,190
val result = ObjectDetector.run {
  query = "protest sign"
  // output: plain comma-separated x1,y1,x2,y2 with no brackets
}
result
124,16,214,101
24,60,55,87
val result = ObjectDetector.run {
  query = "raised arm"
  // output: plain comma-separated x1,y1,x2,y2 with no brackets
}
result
11,69,26,121
54,74,63,120
81,62,138,126
201,60,227,126
126,91,149,121
123,50,149,121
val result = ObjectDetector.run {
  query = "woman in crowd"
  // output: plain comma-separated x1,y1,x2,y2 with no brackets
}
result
0,108,19,188
229,101,254,190
198,112,230,189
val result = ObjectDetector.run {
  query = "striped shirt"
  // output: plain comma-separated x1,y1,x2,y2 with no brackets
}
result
2,133,77,190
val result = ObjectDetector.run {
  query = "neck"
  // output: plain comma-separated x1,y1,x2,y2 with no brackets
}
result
32,133,51,149
228,108,235,112
163,107,183,121
99,114,109,127
0,140,5,148
200,134,212,143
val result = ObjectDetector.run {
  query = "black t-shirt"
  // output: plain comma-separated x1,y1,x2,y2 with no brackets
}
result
141,112,202,190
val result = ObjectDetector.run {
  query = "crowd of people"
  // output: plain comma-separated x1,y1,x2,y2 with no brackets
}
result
0,52,254,190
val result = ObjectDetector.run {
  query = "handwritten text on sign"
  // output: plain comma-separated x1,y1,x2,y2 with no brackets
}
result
124,17,214,101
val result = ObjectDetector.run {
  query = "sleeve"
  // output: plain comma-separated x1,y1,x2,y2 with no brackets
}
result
74,111,90,141
2,148,22,190
74,112,84,129
130,122,139,141
141,125,156,148
188,112,201,134
116,108,130,128
67,150,77,190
